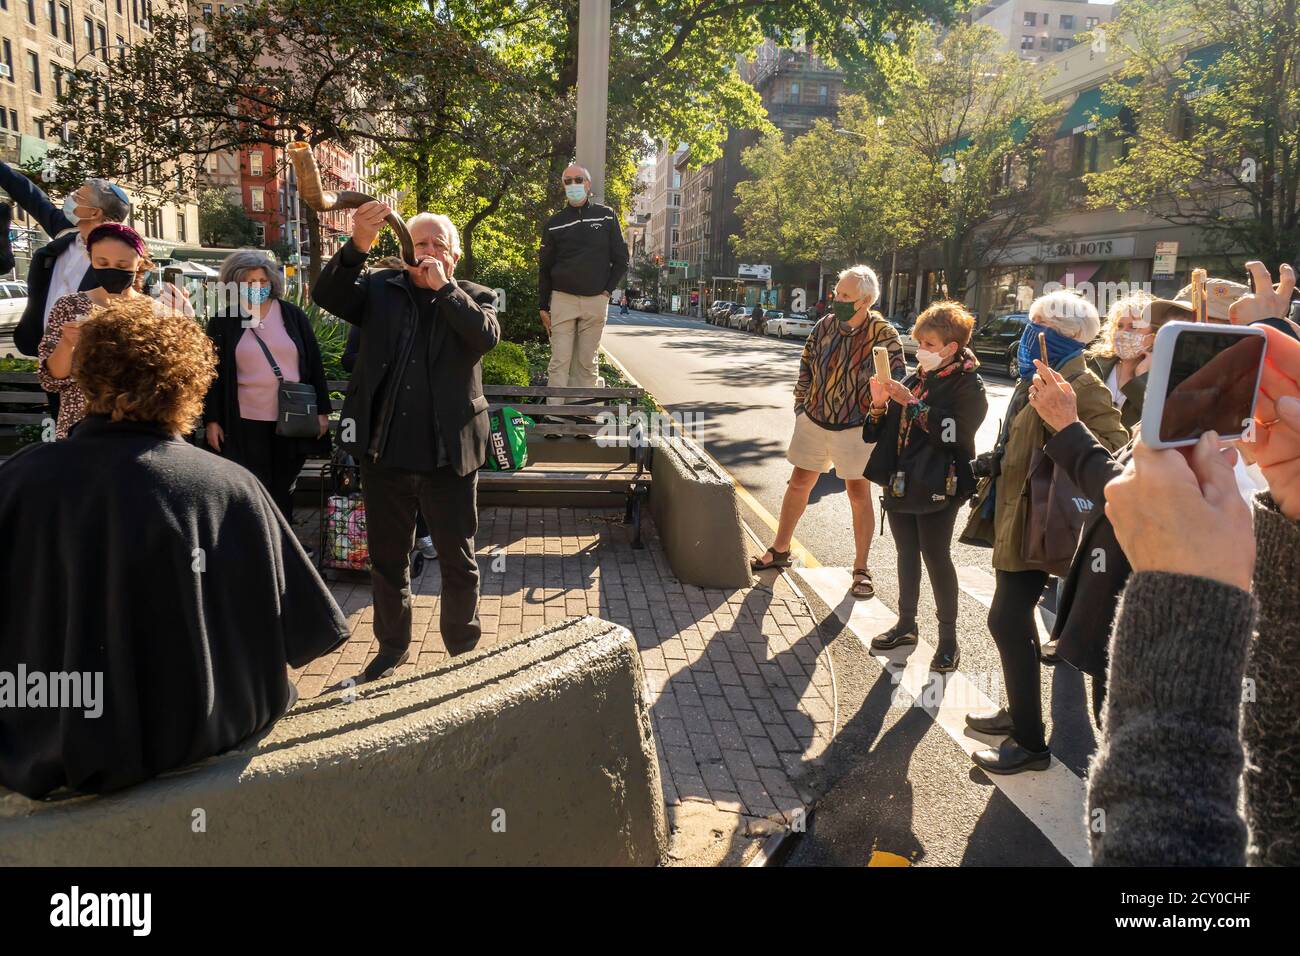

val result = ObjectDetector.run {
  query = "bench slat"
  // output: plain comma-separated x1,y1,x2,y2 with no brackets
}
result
0,412,48,425
0,391,49,404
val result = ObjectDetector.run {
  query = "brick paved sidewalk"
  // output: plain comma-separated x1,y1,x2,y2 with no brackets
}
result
293,506,835,864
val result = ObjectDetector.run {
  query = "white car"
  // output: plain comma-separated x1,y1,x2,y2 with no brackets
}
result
0,280,29,331
766,311,815,340
726,307,751,330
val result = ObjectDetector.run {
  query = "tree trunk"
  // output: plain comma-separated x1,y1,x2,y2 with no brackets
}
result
304,204,323,287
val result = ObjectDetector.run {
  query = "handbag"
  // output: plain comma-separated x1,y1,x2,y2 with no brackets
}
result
881,440,957,515
248,328,320,439
1021,444,1094,577
485,406,535,471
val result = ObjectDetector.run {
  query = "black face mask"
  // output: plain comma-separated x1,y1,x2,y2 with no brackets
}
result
91,266,135,294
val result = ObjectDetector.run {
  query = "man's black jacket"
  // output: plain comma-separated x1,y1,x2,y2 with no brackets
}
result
0,161,89,357
312,240,500,476
538,199,628,311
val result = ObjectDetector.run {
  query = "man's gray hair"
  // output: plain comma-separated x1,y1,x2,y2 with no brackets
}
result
407,212,462,257
83,178,130,222
218,249,285,299
837,264,880,308
1029,289,1101,344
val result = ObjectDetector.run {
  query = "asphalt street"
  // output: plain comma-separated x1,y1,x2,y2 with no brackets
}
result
603,306,1101,866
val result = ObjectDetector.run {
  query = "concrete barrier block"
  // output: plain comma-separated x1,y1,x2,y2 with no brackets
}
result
650,435,751,589
0,617,667,866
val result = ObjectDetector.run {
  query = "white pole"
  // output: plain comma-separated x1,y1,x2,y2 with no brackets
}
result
576,0,611,202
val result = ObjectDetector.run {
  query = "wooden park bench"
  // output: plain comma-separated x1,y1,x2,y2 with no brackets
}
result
0,372,652,549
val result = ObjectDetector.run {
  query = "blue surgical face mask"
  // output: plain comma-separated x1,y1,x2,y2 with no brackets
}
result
564,183,588,204
243,285,272,305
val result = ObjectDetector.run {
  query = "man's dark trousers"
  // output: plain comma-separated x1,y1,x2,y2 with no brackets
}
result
360,459,481,653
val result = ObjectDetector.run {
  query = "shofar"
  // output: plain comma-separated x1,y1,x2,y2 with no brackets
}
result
287,141,416,266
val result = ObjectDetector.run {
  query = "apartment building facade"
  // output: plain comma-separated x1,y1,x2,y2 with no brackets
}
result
969,0,1114,62
0,0,199,270
679,40,845,313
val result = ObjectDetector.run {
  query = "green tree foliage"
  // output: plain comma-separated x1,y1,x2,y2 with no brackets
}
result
1085,0,1300,269
198,187,258,248
734,25,1061,300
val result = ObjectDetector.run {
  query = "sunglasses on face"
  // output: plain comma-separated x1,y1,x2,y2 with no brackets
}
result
562,177,586,186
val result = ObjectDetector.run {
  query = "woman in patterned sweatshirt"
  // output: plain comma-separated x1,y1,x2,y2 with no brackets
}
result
751,264,904,599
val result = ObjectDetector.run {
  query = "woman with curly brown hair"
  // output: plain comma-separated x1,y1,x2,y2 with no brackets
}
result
0,298,348,799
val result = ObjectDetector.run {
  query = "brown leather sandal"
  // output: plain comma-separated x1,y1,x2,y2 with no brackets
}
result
852,568,874,598
751,547,792,572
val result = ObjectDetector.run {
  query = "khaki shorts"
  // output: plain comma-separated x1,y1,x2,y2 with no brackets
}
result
786,412,873,478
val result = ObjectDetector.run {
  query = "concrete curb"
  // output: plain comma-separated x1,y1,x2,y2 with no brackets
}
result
0,617,668,866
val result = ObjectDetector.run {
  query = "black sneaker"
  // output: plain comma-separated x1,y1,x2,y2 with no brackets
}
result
361,649,410,683
871,622,919,651
965,707,1015,736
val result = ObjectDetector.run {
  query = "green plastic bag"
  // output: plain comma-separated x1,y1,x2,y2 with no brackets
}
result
485,405,535,471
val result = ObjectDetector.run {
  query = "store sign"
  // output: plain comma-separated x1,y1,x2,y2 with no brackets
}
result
1036,237,1135,261
1152,241,1179,279
738,263,772,280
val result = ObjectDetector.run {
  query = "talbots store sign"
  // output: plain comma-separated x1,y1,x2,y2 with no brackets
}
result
1036,237,1136,261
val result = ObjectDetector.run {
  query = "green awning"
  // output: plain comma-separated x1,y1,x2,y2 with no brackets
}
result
1177,42,1229,101
938,135,972,159
1009,117,1030,145
1055,81,1133,138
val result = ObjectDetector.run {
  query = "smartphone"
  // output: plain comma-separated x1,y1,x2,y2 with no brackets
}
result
1037,331,1048,366
1141,320,1268,449
1190,268,1208,323
873,345,891,383
163,266,184,286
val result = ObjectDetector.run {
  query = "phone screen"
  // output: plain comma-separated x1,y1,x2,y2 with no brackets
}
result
1157,329,1266,443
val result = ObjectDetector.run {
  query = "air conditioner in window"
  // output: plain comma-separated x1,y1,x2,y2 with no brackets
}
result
0,65,10,79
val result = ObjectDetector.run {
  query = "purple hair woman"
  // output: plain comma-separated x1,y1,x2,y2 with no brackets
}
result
38,222,162,439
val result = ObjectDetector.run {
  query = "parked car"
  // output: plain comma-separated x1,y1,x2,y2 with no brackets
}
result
886,315,918,356
721,304,746,329
705,300,731,324
731,306,756,330
968,311,1030,379
0,280,29,331
766,311,815,340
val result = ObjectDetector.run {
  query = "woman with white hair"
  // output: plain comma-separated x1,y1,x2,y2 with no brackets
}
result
751,263,904,599
1083,291,1162,433
202,250,332,520
960,289,1127,773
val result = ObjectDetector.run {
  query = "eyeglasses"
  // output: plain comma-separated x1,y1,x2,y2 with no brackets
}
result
562,177,586,186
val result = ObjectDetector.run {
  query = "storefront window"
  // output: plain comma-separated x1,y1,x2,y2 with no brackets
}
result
979,267,1036,320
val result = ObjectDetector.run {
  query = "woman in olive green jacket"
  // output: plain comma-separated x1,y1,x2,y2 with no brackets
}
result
961,291,1127,774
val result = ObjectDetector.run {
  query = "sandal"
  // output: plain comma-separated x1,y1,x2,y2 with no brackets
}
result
751,547,792,572
851,568,874,599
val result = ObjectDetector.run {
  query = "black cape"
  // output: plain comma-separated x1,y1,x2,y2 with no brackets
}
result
0,415,349,799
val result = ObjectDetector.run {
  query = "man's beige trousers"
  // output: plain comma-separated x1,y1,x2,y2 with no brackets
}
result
546,290,608,405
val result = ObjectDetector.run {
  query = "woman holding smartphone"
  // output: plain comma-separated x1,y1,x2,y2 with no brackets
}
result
960,290,1127,774
863,302,987,672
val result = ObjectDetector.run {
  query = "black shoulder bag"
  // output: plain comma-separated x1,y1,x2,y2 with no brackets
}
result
248,328,321,439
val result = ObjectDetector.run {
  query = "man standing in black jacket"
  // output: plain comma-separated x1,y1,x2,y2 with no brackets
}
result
538,164,628,410
313,204,500,681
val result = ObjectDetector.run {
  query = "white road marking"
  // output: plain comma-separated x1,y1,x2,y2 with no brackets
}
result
956,566,1055,643
794,566,1091,867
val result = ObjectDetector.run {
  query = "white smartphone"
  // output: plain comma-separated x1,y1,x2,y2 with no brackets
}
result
1141,320,1268,449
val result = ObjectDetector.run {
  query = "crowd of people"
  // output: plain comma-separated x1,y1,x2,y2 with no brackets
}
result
1,154,1297,867
752,256,1300,864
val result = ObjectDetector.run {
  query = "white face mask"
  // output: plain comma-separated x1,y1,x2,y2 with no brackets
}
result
62,195,86,224
915,347,947,371
1113,330,1150,361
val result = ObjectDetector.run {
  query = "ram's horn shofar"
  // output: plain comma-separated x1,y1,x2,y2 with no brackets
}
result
286,141,416,266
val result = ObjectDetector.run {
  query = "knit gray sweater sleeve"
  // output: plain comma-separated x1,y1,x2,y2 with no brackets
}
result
1087,571,1257,866
1242,493,1300,866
